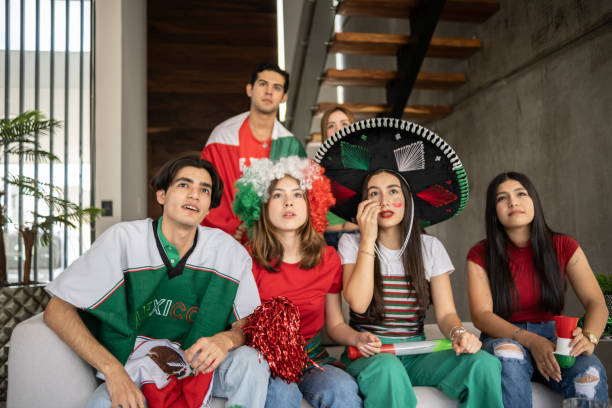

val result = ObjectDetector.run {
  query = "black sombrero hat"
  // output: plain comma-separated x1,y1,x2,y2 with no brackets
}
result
313,118,468,227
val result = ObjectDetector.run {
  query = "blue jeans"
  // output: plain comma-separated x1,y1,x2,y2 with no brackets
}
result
481,321,608,408
265,364,362,408
85,345,270,408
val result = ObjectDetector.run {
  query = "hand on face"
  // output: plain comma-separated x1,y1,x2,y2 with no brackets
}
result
361,171,406,232
356,199,381,242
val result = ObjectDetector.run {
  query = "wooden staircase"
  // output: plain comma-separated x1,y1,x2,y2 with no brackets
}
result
318,102,452,121
329,33,482,59
336,0,499,22
315,0,500,123
322,69,467,90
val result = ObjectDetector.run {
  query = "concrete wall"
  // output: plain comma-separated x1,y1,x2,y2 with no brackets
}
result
289,0,612,319
426,0,612,319
94,0,147,236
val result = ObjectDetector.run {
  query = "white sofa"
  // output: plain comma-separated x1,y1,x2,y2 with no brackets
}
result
7,313,563,407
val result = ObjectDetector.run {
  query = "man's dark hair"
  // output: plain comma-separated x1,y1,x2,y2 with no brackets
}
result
150,156,223,209
249,62,290,93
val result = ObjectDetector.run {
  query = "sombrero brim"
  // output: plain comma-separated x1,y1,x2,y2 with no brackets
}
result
313,118,468,226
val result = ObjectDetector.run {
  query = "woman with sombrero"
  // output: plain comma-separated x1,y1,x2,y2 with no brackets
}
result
314,118,503,408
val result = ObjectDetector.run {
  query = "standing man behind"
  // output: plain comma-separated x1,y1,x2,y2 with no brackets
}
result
44,156,269,408
201,62,306,241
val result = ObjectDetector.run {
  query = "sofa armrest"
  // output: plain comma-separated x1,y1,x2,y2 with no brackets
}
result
8,312,98,408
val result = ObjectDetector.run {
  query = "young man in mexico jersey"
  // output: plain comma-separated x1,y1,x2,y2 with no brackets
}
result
44,156,269,408
201,62,306,242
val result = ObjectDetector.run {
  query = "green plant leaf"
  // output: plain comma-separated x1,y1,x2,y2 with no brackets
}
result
595,273,612,295
1,111,103,249
0,111,62,149
3,145,60,163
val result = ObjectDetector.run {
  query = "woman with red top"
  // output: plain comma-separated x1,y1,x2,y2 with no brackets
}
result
233,156,363,408
467,172,609,407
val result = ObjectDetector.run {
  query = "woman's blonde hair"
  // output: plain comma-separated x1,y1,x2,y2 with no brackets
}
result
250,177,326,272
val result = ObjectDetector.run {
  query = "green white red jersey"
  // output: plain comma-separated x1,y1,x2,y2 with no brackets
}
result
47,218,260,364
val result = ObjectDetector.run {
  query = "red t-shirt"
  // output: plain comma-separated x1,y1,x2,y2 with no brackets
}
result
467,234,579,322
238,117,271,173
252,246,342,339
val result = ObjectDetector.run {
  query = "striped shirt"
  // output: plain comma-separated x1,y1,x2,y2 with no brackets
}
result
338,232,453,342
305,332,337,369
349,275,425,340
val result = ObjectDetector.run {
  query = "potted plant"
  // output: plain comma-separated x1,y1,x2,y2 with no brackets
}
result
595,273,612,316
0,111,56,284
0,110,102,285
0,111,103,400
12,177,103,285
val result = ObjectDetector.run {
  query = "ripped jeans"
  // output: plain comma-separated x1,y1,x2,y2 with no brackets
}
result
481,321,608,408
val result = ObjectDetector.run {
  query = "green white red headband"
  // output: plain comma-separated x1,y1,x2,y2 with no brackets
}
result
233,156,335,235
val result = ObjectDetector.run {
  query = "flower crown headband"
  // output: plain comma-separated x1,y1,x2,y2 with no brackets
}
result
233,156,335,235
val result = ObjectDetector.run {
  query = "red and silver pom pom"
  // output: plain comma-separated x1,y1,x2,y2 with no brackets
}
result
243,296,312,383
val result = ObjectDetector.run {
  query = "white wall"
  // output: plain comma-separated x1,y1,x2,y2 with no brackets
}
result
94,0,147,237
283,0,304,76
120,0,147,223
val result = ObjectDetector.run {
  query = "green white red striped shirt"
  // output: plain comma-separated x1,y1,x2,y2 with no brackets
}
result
338,232,453,342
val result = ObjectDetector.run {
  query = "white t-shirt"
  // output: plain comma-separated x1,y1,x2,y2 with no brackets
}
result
337,232,454,280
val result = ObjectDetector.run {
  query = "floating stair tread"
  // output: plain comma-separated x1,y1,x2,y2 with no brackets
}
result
322,69,466,90
330,33,482,59
317,102,452,120
330,32,408,56
427,36,482,58
337,0,499,23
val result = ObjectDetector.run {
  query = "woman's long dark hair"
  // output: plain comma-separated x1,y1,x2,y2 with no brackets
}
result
362,170,428,323
484,172,564,318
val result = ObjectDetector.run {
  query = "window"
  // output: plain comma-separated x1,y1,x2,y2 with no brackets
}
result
0,0,93,283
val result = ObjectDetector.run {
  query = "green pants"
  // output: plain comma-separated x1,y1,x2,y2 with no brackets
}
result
342,349,503,408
